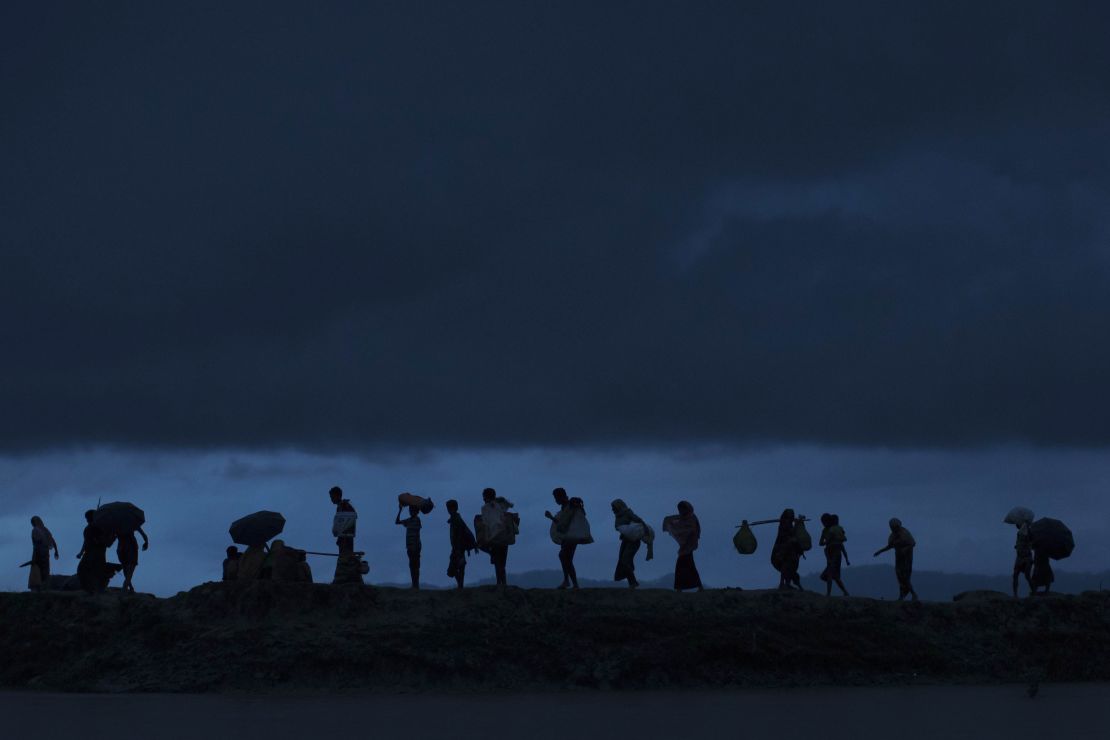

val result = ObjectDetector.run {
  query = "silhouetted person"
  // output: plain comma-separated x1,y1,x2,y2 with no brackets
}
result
481,488,515,586
771,509,803,590
611,499,646,589
874,517,918,601
1012,521,1034,598
819,513,849,596
116,525,149,594
1031,548,1054,595
663,500,703,592
545,487,580,589
330,486,357,557
30,516,59,588
223,546,241,582
396,503,422,589
446,499,476,589
76,510,111,594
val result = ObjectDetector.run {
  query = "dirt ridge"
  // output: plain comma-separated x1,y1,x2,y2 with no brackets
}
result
2,583,1108,693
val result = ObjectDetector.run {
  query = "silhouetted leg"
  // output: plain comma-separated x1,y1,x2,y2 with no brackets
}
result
491,545,508,585
559,542,578,588
835,578,849,596
408,548,420,589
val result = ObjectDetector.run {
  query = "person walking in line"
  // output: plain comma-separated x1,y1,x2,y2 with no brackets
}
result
1012,520,1034,598
662,500,703,592
329,486,357,557
76,510,111,594
116,525,150,594
29,516,59,589
818,513,849,597
545,487,581,589
480,488,516,586
874,517,918,601
771,509,803,590
396,502,422,589
611,499,647,589
446,499,476,589
1031,545,1054,595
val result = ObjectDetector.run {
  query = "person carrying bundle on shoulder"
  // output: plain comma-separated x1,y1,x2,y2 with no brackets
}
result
611,499,651,589
771,509,804,591
478,488,518,586
545,487,590,589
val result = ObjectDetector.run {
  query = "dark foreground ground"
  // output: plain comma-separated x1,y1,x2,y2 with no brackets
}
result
4,685,1109,740
2,583,1109,693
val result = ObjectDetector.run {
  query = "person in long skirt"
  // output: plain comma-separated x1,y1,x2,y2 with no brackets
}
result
818,513,849,596
663,501,703,592
611,499,645,589
29,517,59,589
771,509,803,590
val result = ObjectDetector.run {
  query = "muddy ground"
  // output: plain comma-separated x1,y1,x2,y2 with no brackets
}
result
2,584,1108,692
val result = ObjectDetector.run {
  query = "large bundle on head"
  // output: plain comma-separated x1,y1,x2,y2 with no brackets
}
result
1029,517,1075,560
1003,506,1035,526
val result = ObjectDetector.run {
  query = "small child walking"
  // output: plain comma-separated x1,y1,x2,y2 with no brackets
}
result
396,504,422,589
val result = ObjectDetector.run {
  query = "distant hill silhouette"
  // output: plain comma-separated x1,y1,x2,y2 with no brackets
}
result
474,569,676,589
800,564,1110,601
375,566,1110,599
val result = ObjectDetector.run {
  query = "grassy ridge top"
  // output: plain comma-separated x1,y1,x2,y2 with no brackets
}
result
3,584,1109,693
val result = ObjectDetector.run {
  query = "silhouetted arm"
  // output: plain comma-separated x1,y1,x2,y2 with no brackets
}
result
842,546,850,566
138,526,149,551
873,544,892,557
395,506,403,525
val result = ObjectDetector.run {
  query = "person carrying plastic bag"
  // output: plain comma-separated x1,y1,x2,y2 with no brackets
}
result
611,499,652,589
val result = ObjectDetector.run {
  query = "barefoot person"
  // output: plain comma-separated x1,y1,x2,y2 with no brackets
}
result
545,487,580,589
29,517,59,589
819,513,849,597
116,525,149,594
662,501,703,592
874,517,918,601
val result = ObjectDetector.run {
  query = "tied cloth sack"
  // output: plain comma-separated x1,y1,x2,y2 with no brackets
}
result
617,523,656,561
733,522,758,555
332,510,357,539
551,503,595,545
794,518,813,553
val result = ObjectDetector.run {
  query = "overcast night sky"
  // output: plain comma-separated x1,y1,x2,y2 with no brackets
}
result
3,2,1109,594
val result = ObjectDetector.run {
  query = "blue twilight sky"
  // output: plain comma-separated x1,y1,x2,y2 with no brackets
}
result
3,2,1110,595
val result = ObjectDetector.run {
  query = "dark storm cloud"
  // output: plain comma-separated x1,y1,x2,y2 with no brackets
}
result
3,2,1110,451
